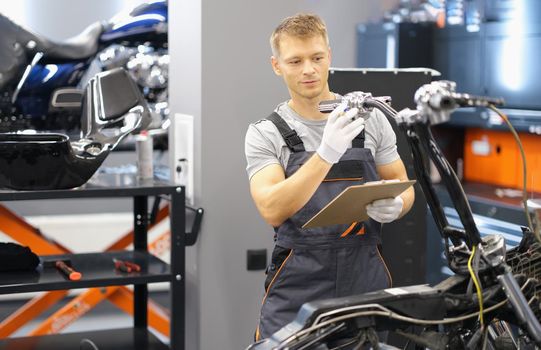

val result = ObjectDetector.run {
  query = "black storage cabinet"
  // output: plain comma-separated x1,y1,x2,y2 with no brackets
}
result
328,68,437,288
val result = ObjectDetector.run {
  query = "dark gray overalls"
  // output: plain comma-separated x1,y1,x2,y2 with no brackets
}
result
255,112,392,340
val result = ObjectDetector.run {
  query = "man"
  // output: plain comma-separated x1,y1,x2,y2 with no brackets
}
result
245,13,414,340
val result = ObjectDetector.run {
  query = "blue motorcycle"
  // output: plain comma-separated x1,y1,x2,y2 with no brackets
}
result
0,0,168,132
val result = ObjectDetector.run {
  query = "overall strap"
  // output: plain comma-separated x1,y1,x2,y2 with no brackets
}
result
266,112,305,152
352,129,365,148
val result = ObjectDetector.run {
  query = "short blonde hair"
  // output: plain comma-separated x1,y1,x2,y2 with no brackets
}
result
270,13,329,57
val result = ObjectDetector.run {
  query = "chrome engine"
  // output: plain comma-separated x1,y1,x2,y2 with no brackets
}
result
90,44,169,129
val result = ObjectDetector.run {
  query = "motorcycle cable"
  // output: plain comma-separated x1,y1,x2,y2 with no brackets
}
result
286,258,541,348
467,245,490,350
275,297,513,350
468,245,485,328
488,105,539,244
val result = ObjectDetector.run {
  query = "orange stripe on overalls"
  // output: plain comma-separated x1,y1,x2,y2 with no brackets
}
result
340,222,357,237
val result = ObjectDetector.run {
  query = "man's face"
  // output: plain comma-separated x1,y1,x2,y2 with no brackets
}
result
271,34,331,102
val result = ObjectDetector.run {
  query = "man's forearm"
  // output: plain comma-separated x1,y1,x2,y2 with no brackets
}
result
398,186,415,218
257,153,332,227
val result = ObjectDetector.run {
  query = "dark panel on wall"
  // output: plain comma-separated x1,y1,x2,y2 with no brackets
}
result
328,69,434,287
484,21,541,110
432,26,483,95
356,23,433,69
356,24,390,68
484,0,541,22
432,17,541,111
397,23,434,68
329,69,434,119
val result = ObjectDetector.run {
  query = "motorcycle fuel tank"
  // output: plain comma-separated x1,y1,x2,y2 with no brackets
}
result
100,0,167,44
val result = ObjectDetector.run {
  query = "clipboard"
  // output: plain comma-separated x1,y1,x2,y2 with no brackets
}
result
302,180,416,229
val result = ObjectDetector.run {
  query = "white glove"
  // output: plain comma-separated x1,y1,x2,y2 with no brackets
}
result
316,103,366,164
366,196,404,223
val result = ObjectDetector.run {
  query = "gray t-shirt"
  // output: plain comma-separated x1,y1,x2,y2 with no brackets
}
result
245,99,399,179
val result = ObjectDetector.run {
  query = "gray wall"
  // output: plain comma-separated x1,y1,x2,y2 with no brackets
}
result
0,0,146,41
169,1,398,349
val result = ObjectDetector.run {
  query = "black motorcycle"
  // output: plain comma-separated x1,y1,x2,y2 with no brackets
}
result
248,82,541,350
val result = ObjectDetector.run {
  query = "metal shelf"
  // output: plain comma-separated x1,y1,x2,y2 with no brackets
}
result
433,182,529,226
0,176,187,349
447,107,541,134
0,175,180,201
0,251,170,295
0,327,169,350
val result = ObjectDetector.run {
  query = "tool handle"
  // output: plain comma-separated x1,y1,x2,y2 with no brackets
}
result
122,260,141,272
55,261,81,281
113,259,132,273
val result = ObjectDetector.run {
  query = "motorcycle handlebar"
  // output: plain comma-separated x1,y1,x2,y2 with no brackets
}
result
429,93,505,110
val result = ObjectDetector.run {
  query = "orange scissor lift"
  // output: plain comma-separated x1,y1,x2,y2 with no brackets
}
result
0,199,202,340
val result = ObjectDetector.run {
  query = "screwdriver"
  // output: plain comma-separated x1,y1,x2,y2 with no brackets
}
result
55,260,82,281
113,258,141,273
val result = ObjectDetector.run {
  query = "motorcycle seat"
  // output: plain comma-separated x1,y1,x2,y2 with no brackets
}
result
0,13,104,63
37,21,104,61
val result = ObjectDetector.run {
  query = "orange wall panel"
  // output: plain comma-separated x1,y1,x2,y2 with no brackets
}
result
464,128,519,188
464,128,541,192
519,133,541,193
